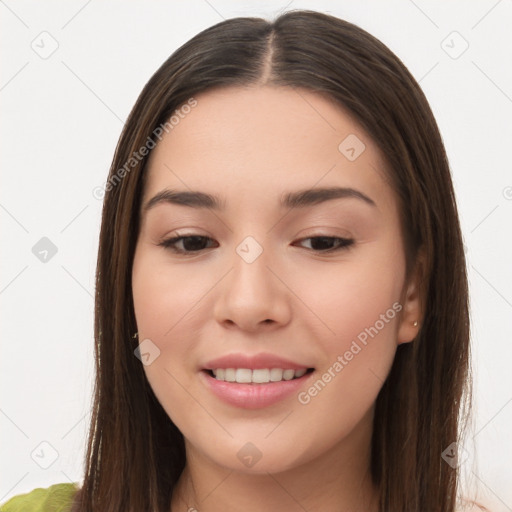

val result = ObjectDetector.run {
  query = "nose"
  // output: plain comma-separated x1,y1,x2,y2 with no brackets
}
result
213,243,292,332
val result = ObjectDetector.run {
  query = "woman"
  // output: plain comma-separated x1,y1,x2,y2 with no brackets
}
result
2,9,477,512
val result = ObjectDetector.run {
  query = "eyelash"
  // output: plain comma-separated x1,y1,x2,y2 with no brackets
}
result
157,234,355,255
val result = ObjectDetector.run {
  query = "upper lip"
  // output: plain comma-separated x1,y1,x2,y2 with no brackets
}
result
203,352,312,371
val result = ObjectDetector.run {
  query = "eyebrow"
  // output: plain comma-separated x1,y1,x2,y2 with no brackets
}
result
143,186,376,213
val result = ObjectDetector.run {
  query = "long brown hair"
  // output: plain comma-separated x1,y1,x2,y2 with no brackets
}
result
73,10,471,511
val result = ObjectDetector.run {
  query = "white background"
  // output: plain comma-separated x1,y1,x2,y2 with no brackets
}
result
1,0,511,509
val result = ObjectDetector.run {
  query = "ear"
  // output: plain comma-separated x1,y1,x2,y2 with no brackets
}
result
397,249,426,345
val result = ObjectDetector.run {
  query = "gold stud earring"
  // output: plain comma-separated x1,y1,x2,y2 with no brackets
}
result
413,321,418,327
132,332,139,339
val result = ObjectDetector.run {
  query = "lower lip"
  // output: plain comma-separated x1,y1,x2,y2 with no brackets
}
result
200,370,314,409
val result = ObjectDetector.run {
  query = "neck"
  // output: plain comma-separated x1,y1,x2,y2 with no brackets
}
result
171,409,379,512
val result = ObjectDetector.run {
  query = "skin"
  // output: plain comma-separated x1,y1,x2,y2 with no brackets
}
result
131,85,422,512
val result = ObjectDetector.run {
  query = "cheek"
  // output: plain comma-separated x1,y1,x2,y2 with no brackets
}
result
131,249,213,429
291,247,404,348
132,247,207,344
292,335,397,468
288,250,403,434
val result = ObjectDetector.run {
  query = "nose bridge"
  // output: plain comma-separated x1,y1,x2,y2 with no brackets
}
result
230,233,276,301
213,232,291,329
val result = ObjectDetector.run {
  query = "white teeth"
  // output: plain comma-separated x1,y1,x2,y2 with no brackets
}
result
269,368,283,381
235,368,252,383
252,369,270,383
211,368,309,383
283,369,295,380
224,368,236,382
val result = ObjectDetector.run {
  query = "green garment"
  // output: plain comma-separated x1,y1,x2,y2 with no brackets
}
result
0,483,78,512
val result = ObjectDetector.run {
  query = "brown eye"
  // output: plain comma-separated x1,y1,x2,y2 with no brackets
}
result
295,236,354,252
158,235,217,254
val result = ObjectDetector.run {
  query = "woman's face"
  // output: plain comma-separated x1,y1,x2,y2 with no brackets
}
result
132,85,421,474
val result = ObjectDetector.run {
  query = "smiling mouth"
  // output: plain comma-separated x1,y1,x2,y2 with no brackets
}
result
203,368,315,384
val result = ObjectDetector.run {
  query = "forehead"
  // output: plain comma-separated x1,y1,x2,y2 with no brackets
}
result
142,85,394,213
